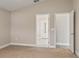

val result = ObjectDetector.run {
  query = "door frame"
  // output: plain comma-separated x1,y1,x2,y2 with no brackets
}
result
70,10,75,53
54,11,75,53
74,11,76,54
36,14,50,48
53,14,57,48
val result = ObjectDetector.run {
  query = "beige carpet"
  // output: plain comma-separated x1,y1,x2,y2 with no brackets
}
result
0,45,77,58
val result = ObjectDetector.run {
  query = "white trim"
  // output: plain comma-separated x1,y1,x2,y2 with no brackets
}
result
0,43,10,49
10,43,36,47
56,43,69,46
76,51,79,57
54,13,57,48
48,14,50,48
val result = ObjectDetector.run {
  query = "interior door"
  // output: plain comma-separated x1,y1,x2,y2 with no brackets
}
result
70,11,74,53
36,14,49,47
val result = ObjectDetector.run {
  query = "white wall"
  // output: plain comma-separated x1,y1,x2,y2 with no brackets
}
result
0,9,10,47
11,0,73,46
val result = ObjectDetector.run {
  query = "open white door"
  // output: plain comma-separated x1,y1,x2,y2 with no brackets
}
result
70,11,75,53
36,14,50,48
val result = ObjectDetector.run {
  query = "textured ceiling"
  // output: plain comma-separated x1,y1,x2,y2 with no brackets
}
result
0,0,45,11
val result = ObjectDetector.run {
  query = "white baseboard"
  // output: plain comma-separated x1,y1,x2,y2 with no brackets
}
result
56,43,69,46
0,43,10,49
76,51,79,57
10,43,36,47
11,43,56,48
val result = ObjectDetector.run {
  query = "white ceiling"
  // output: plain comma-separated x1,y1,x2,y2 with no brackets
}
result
0,0,45,11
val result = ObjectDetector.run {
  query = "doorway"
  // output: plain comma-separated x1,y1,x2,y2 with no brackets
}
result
36,14,50,48
54,11,74,53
